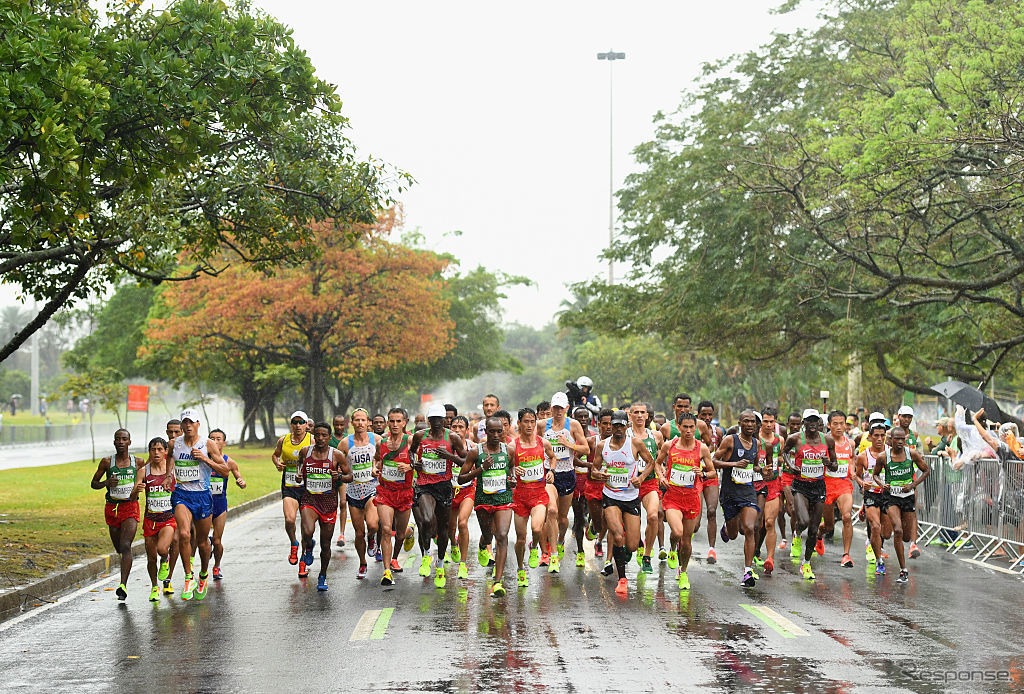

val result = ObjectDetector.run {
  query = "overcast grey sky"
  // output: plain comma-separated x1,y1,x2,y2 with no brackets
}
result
2,1,824,328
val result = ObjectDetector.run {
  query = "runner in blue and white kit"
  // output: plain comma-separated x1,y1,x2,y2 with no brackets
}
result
539,391,589,572
339,408,381,579
168,409,230,601
207,428,246,580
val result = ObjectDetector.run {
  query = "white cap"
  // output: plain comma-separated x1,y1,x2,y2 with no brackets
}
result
179,408,201,422
551,392,569,409
868,411,886,423
290,410,309,423
897,405,914,417
426,403,446,419
801,408,822,422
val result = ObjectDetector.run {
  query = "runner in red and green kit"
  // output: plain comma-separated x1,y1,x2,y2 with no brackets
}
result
297,422,350,591
90,428,142,601
374,408,416,588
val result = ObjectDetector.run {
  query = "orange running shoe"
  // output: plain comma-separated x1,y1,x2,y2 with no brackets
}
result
815,538,825,556
391,558,403,573
615,578,628,595
288,542,299,565
841,554,854,568
706,548,717,565
764,557,774,575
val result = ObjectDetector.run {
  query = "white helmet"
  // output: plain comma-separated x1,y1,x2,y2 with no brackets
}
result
577,376,593,389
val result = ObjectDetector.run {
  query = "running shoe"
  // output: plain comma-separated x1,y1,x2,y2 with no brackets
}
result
298,560,309,578
488,555,495,567
791,537,802,558
458,562,468,579
158,559,169,582
540,551,550,567
753,556,765,567
636,546,644,567
301,547,314,568
615,578,628,595
764,558,774,575
116,584,128,601
336,533,345,548
896,569,909,584
667,551,678,569
478,547,490,567
548,555,560,573
451,545,461,564
517,569,529,588
317,574,329,591
212,567,222,580
880,551,889,560
390,558,403,573
434,566,446,589
800,562,815,580
375,547,383,562
444,548,453,564
557,544,565,560
575,551,585,567
529,547,539,568
876,561,886,576
909,543,921,559
866,544,876,563
741,570,756,587
706,548,717,565
182,575,195,600
368,538,378,557
357,564,368,580
594,542,604,558
148,586,160,602
678,571,690,591
491,582,506,597
162,580,174,596
196,573,209,600
720,525,730,544
841,554,854,568
403,527,416,552
381,570,394,587
419,555,433,577
658,548,668,561
600,561,615,577
815,537,825,556
778,539,787,550
586,521,597,540
642,556,653,574
288,541,299,565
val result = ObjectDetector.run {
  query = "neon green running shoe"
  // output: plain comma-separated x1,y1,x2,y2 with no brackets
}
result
434,566,446,589
575,551,585,567
517,569,529,587
801,562,816,580
158,558,169,582
458,562,468,579
451,546,461,564
866,544,876,563
419,556,432,577
678,570,690,591
586,522,597,541
658,548,668,561
195,573,209,601
444,549,452,564
557,544,565,560
753,556,765,567
478,547,490,567
529,547,539,568
181,575,195,601
636,546,644,567
548,555,560,573
667,550,678,569
148,586,160,602
403,527,416,552
491,581,506,597
791,536,802,558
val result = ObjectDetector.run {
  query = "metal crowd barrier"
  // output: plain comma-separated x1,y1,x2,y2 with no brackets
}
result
851,454,1024,576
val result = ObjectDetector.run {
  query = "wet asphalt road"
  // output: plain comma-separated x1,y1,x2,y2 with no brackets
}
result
2,503,1023,693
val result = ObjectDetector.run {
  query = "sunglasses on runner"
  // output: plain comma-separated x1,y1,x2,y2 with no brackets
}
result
290,419,305,425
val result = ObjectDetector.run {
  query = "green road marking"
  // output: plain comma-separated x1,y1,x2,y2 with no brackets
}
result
350,609,381,641
370,607,394,639
740,603,807,638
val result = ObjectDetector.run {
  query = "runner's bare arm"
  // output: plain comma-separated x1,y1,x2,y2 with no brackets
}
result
203,439,230,476
654,441,670,486
824,435,839,471
590,443,608,481
91,457,113,489
458,447,480,485
569,420,588,453
711,436,735,469
447,432,468,467
871,455,886,491
701,442,717,480
633,437,656,486
272,436,285,470
909,450,930,489
334,448,352,483
853,452,867,489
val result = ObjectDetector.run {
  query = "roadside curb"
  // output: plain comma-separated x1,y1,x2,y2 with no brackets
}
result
0,491,277,621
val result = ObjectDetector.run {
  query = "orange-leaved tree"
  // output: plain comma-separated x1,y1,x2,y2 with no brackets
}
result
141,211,454,425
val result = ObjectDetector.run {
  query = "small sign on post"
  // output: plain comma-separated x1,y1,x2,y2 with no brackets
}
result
127,385,149,412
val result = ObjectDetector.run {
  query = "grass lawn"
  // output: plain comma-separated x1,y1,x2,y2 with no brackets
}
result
0,445,278,587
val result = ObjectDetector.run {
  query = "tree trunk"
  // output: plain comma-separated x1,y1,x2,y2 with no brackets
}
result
307,337,326,423
239,383,261,447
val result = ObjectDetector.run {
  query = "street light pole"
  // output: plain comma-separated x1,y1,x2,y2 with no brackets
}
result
597,50,625,286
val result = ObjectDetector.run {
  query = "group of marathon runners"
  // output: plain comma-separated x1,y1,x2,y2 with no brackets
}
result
93,386,934,601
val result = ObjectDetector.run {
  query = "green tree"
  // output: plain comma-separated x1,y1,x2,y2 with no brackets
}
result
0,0,407,362
56,366,125,462
64,283,155,378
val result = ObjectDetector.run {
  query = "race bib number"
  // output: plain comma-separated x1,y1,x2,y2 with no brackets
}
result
753,469,764,482
889,485,912,497
520,462,544,482
147,494,172,514
827,463,849,478
175,464,201,483
605,468,629,491
210,477,225,495
421,454,447,476
110,480,134,501
670,467,696,488
482,469,506,494
352,462,373,484
800,462,824,479
284,468,300,487
732,466,754,485
307,475,333,494
382,461,405,483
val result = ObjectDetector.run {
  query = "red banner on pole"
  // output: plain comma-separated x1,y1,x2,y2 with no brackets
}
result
420,394,433,404
127,385,149,412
